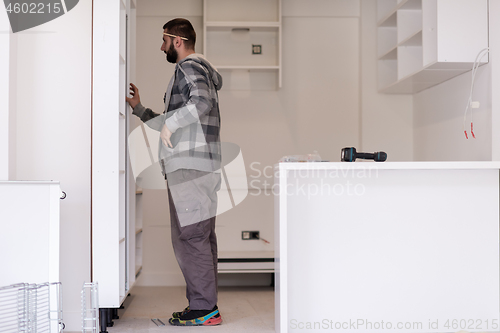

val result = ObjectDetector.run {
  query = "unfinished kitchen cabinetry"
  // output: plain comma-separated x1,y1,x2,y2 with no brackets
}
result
203,0,282,89
92,0,137,328
377,0,488,93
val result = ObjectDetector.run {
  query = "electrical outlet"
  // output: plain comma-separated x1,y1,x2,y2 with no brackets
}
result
252,44,262,55
250,231,259,240
242,231,259,240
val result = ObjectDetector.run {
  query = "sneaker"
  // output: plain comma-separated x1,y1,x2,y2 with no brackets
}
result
169,305,222,326
172,306,189,319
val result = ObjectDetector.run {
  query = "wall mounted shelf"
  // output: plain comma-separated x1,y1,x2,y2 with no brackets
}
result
377,0,488,94
203,0,282,89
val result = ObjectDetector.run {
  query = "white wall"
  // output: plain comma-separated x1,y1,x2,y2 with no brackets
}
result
134,0,363,287
413,2,496,161
133,0,412,287
489,0,500,161
11,3,92,331
360,0,413,160
413,67,491,161
0,9,9,180
132,0,500,297
0,10,16,180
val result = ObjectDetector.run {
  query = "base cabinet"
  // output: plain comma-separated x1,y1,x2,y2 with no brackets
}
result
275,162,500,333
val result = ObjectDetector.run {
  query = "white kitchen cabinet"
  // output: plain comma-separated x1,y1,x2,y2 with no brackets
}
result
275,162,500,332
203,0,282,89
377,0,488,93
0,181,61,286
92,0,137,330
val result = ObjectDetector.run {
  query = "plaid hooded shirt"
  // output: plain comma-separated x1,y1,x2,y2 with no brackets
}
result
132,53,223,175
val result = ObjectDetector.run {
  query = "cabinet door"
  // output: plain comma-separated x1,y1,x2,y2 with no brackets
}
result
92,0,136,308
0,182,61,286
422,0,437,67
435,0,488,64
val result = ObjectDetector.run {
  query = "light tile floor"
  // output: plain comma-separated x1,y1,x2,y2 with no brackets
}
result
107,286,275,332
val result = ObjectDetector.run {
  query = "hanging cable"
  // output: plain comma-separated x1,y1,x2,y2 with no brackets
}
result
463,48,489,139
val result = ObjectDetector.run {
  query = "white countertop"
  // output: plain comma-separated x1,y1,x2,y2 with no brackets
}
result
275,161,500,170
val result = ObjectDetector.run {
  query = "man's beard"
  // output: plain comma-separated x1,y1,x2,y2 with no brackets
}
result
166,43,178,63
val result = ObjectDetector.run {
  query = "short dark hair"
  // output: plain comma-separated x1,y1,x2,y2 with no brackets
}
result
163,18,196,50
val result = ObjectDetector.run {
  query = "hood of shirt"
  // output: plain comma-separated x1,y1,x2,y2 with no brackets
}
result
178,53,223,91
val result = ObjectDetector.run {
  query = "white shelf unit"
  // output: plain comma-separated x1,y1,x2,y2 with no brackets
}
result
203,0,282,89
135,186,143,278
92,0,137,313
377,0,488,94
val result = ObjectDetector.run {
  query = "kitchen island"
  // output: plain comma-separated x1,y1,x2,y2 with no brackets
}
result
274,162,500,333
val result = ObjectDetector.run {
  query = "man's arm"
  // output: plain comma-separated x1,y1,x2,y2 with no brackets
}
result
125,83,141,109
126,83,165,132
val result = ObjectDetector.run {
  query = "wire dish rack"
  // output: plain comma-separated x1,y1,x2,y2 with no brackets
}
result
81,282,99,333
0,282,64,333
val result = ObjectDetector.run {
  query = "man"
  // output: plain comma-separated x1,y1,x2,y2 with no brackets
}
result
125,18,223,326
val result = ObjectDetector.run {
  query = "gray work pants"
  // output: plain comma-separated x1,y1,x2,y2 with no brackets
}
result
167,169,221,310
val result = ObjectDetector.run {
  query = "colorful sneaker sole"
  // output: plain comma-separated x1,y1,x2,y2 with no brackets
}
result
202,313,222,326
169,310,222,326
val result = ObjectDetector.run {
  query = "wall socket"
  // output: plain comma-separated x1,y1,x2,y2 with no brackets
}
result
242,231,260,240
252,44,262,54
